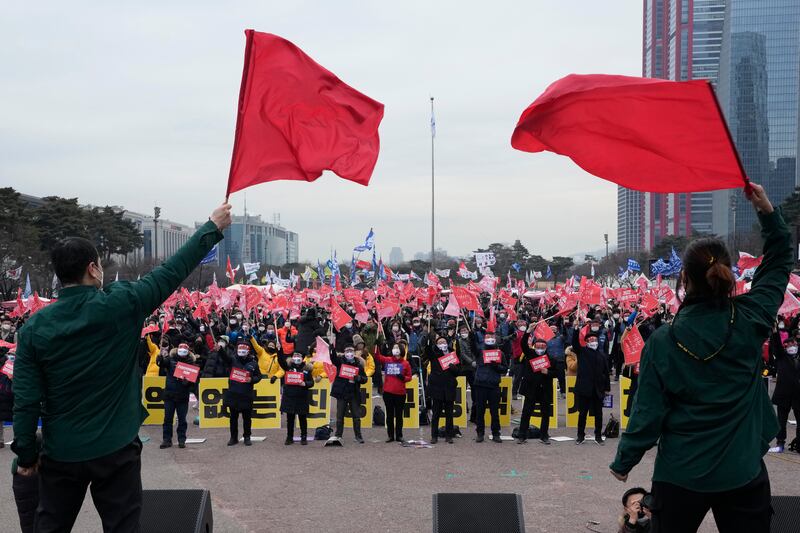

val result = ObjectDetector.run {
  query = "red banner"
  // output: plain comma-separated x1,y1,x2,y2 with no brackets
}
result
438,352,459,371
482,349,502,364
529,355,551,372
174,362,200,383
230,368,251,383
285,371,305,386
622,326,645,365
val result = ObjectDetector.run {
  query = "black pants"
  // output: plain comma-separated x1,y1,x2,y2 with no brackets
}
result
554,360,566,396
383,392,405,440
286,413,307,439
577,394,603,440
228,407,252,440
518,388,552,438
335,397,362,438
35,439,142,533
430,398,454,439
511,362,522,396
650,461,771,533
162,399,188,443
776,396,800,443
474,386,500,436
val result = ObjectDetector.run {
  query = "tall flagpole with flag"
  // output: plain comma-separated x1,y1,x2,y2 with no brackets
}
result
430,96,436,272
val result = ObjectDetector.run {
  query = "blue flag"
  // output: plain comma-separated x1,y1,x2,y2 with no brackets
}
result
511,263,521,273
546,265,552,279
627,258,641,272
353,228,375,252
350,255,356,284
316,260,325,281
669,247,683,274
371,249,378,273
200,245,219,265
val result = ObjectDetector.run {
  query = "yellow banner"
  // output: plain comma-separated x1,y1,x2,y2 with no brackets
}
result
530,380,559,429
565,375,594,429
198,377,281,429
482,376,513,427
401,376,420,430
453,376,468,428
620,376,633,430
142,376,166,425
344,377,373,428
307,377,332,429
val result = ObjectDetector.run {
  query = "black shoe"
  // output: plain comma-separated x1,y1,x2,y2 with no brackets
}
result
355,435,365,444
396,435,404,442
430,436,439,444
475,434,484,443
446,437,453,444
595,437,604,446
385,437,395,443
517,438,527,445
244,437,252,446
575,437,585,445
227,438,238,446
301,437,308,446
178,441,186,449
492,435,502,443
285,437,294,445
159,440,172,449
540,436,551,445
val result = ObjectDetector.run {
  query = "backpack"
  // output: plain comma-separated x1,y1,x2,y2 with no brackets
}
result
603,414,620,439
373,406,386,427
314,425,332,440
511,425,541,439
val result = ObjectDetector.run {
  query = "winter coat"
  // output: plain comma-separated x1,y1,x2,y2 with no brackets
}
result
202,346,231,378
329,351,368,400
373,351,412,396
223,354,263,411
277,325,297,355
519,332,557,400
571,331,611,399
565,347,578,376
424,337,460,401
334,327,355,353
276,356,314,414
770,333,800,406
157,349,197,403
144,335,161,377
250,337,285,380
294,313,326,355
474,347,508,389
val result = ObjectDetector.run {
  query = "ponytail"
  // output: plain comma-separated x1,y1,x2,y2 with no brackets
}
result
681,237,735,308
705,261,735,304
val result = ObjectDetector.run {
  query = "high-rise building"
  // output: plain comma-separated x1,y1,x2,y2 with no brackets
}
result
618,0,726,252
218,214,299,267
122,210,194,263
712,0,800,243
389,247,404,266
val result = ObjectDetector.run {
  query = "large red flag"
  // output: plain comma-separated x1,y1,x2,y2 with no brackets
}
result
511,74,748,193
226,31,385,196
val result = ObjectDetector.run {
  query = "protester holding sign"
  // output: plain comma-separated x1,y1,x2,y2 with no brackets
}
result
275,352,314,445
330,342,368,444
572,329,611,445
157,343,198,449
473,331,508,443
426,335,459,444
373,342,413,442
610,184,789,533
768,331,800,453
517,332,556,444
224,341,263,446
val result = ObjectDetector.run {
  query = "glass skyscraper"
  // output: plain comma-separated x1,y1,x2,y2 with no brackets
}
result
712,0,800,241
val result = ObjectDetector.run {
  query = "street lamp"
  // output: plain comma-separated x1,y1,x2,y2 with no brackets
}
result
604,233,609,259
153,206,161,265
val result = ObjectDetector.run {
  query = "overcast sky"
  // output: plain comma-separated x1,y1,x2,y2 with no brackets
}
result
2,1,642,263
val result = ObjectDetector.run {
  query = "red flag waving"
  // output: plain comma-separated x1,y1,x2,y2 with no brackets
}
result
622,326,646,366
511,74,748,193
226,31,385,196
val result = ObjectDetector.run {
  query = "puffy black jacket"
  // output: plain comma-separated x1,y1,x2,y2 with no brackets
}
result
157,350,196,402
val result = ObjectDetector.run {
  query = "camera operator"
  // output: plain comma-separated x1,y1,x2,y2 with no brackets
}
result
618,487,651,533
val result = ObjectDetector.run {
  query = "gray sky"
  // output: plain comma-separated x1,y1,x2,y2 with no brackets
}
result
1,1,642,263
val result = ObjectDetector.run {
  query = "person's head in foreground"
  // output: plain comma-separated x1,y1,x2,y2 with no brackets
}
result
618,487,651,532
51,237,103,288
678,237,735,308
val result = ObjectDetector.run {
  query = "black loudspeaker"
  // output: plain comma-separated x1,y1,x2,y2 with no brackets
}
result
432,493,524,533
141,489,213,533
772,496,800,533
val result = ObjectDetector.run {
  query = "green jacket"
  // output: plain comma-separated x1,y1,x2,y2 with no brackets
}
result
610,209,791,492
12,220,223,465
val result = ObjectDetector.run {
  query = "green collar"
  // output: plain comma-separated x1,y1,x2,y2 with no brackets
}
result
58,285,99,298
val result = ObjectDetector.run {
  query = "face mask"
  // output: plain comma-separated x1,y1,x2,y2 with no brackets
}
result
787,346,798,355
266,329,274,335
177,348,189,357
534,348,546,355
392,348,401,356
485,338,496,346
237,349,249,358
778,322,786,329
219,341,227,349
613,314,620,319
91,263,104,288
587,342,599,350
344,351,355,361
161,348,169,356
591,326,599,332
292,356,303,365
258,326,265,332
229,320,237,326
518,326,526,332
437,343,448,352
413,322,420,327
236,313,243,320
199,326,205,332
392,326,399,332
1,324,11,331
346,323,353,329
267,345,276,352
460,333,468,339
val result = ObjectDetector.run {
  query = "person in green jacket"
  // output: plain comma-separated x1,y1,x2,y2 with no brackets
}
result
12,202,231,532
610,183,790,533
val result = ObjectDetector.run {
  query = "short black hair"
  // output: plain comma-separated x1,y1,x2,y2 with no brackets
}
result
51,237,100,285
622,487,648,507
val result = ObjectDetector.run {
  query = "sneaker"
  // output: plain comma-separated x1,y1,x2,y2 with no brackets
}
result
355,436,365,444
540,436,551,445
159,441,172,449
768,445,784,453
227,438,238,446
517,438,527,445
385,437,395,443
515,395,524,401
475,434,484,443
491,435,502,444
575,437,585,445
301,437,308,446
244,437,252,446
178,441,186,449
284,437,294,445
430,436,439,444
595,437,604,446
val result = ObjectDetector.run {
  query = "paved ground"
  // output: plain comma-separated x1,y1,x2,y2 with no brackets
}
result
2,396,798,533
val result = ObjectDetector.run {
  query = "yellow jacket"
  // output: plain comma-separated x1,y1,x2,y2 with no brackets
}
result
361,353,376,378
250,337,285,379
145,335,161,377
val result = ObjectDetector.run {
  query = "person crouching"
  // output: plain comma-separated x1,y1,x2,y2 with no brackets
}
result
158,343,196,449
224,341,262,446
276,352,314,445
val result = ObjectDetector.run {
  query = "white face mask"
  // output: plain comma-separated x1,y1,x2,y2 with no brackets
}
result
613,314,620,319
460,333,468,339
258,326,265,332
591,326,599,332
392,348,401,356
392,326,399,332
177,348,189,357
1,324,11,331
219,342,227,349
437,343,448,352
199,326,205,332
237,349,249,358
534,348,546,355
346,323,353,329
786,346,798,355
485,338,496,346
292,356,303,365
587,342,599,350
344,351,355,361
236,313,243,320
91,262,104,288
229,319,237,326
518,326,526,332
778,322,785,329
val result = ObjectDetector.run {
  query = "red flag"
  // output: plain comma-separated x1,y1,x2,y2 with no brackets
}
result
486,305,497,334
443,294,460,317
331,302,351,331
226,31,384,196
737,252,763,272
622,326,645,365
533,321,555,342
511,74,748,193
225,257,237,285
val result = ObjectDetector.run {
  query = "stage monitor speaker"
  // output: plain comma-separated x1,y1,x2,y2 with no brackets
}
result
432,493,524,533
141,489,213,533
771,496,800,533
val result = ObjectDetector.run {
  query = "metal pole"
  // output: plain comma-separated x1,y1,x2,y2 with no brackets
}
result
431,96,435,272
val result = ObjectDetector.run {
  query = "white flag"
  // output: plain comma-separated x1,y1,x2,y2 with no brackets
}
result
243,262,261,276
475,252,496,268
435,269,450,278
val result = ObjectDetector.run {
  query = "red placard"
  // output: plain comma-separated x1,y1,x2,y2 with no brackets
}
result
339,364,359,380
285,371,305,386
533,321,555,341
622,326,645,365
482,349,502,364
230,367,251,383
1,359,13,379
529,355,551,373
438,352,459,371
140,324,160,338
173,362,200,383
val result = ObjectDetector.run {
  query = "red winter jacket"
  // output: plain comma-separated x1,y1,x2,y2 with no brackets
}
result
374,351,413,396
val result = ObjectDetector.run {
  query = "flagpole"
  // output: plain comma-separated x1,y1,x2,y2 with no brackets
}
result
430,96,435,273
